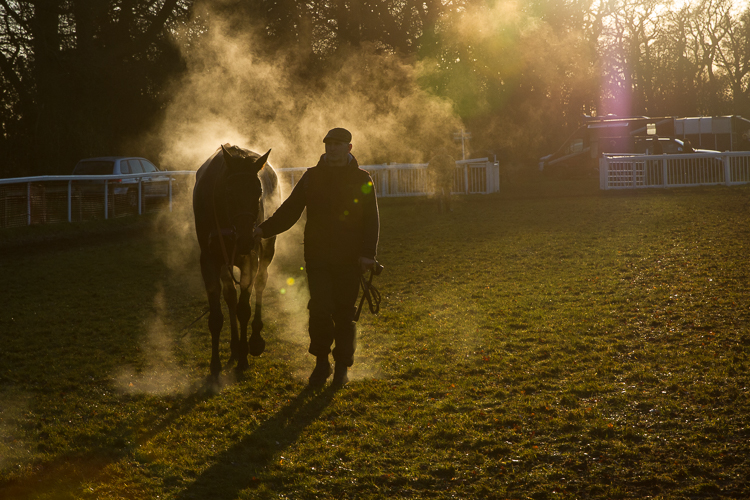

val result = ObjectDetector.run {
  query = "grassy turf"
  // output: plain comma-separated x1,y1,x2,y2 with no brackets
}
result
1,176,749,499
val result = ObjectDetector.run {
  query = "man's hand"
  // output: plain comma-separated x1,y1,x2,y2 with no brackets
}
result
253,227,264,244
359,256,376,274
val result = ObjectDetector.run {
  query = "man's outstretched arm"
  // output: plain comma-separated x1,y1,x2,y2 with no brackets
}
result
255,171,308,241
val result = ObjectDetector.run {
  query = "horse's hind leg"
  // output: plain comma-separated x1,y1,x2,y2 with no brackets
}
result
249,237,276,356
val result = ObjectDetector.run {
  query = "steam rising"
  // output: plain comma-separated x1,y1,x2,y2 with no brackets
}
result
134,6,464,383
158,10,462,172
115,287,191,395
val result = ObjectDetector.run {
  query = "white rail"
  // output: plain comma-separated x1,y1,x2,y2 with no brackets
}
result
0,160,501,229
280,159,501,197
0,171,195,229
600,152,750,189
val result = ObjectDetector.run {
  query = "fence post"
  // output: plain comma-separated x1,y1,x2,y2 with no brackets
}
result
464,165,469,194
599,157,607,190
68,180,72,222
662,157,668,187
26,182,31,226
723,155,731,186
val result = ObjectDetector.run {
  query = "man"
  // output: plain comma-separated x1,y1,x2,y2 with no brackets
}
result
253,127,380,387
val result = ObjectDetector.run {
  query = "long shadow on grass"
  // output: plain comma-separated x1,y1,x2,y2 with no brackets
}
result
0,380,217,500
176,386,336,500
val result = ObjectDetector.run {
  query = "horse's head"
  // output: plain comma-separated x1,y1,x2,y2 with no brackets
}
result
220,144,270,254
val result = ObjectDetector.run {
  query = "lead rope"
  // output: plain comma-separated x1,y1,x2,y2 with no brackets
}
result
355,270,382,322
179,308,209,338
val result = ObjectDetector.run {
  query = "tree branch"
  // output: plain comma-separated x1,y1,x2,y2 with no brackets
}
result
0,48,33,109
0,0,30,33
110,0,184,59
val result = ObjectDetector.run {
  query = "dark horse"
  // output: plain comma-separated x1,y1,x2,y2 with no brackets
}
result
193,144,280,377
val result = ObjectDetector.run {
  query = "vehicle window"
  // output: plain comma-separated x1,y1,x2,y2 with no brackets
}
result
569,139,584,154
662,141,679,154
140,160,158,173
73,161,114,175
120,161,131,174
127,159,144,173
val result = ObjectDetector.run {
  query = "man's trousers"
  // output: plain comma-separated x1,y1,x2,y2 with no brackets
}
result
306,260,361,367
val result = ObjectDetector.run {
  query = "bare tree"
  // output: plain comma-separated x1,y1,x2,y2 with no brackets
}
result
0,0,192,176
715,4,750,115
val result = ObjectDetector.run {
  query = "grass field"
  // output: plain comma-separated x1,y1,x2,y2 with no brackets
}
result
1,176,749,499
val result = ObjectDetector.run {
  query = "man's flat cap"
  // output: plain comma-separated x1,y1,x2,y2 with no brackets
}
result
323,127,352,144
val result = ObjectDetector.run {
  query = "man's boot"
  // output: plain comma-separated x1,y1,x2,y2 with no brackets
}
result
308,356,332,387
332,364,349,387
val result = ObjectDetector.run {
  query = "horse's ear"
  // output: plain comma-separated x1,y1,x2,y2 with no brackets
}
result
221,144,233,160
254,149,271,171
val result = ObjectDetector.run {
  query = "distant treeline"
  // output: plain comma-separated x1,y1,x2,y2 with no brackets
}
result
1,0,749,177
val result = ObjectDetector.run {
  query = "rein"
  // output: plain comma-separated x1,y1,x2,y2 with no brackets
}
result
355,269,382,321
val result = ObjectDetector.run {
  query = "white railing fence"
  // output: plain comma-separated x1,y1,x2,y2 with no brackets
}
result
280,159,502,197
0,160,502,229
0,172,195,229
600,152,750,190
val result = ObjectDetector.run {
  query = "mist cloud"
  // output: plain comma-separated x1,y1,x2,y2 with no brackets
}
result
157,8,462,172
114,287,192,396
143,7,464,382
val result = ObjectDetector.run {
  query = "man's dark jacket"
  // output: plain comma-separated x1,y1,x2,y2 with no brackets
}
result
258,154,379,263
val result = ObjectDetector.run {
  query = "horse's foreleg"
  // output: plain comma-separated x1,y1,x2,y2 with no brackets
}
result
201,250,224,378
207,291,223,377
221,267,240,363
250,286,265,356
236,287,251,369
250,237,276,355
235,254,258,362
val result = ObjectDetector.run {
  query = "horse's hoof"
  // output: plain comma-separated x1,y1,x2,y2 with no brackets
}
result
236,358,249,372
248,335,265,356
210,359,222,377
229,339,242,362
205,375,221,393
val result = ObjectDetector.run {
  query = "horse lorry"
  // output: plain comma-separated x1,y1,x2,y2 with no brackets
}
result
538,115,750,175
